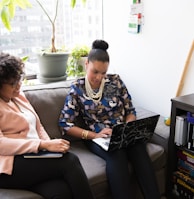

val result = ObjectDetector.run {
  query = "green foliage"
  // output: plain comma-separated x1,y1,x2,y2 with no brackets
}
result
66,45,89,77
71,45,90,59
71,0,86,7
21,56,29,62
0,0,32,30
66,57,85,77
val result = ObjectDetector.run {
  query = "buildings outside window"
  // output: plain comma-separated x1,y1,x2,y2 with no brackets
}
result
0,0,103,76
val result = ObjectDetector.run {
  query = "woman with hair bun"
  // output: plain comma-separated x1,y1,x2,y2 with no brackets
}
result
59,40,160,199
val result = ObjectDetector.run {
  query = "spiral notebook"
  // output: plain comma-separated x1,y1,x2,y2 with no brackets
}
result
92,114,160,152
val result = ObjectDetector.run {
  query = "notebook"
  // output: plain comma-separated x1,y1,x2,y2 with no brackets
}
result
23,151,63,158
92,114,160,151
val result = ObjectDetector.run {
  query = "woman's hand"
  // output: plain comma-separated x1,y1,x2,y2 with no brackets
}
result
39,139,70,153
94,128,112,138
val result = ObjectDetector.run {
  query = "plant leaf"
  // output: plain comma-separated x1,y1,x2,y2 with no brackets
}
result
0,0,32,31
82,0,87,4
8,0,15,19
1,6,11,30
21,56,29,62
14,0,32,9
0,0,9,9
71,0,76,8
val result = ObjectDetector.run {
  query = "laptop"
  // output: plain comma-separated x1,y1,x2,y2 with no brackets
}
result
92,114,160,151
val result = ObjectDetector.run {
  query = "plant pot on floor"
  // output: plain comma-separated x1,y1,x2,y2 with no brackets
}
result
37,52,70,83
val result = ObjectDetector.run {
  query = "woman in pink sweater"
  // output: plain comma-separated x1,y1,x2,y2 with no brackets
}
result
0,52,93,199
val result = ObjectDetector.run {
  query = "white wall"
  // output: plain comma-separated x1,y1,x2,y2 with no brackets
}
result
103,0,194,117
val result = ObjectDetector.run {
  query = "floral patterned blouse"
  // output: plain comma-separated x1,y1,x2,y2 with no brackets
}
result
59,74,136,134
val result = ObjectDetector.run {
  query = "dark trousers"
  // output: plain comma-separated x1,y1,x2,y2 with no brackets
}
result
0,152,93,199
86,141,160,199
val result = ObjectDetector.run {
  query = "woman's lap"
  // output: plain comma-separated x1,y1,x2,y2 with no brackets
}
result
0,152,78,188
0,152,92,199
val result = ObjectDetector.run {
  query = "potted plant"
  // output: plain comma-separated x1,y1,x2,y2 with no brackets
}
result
0,0,86,83
33,0,88,83
66,45,89,77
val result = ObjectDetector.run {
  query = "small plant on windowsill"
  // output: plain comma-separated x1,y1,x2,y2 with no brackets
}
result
66,45,90,77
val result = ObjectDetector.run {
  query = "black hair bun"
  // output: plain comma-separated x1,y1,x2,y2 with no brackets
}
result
92,40,109,51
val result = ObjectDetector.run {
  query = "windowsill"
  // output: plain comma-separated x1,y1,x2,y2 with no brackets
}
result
22,76,76,89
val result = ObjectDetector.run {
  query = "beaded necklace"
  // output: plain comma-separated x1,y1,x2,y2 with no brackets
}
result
84,76,105,103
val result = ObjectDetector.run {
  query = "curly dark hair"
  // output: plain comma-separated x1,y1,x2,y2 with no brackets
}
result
0,52,24,88
88,40,109,63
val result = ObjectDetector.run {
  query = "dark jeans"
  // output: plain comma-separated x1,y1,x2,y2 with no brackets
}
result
85,141,160,199
0,152,93,199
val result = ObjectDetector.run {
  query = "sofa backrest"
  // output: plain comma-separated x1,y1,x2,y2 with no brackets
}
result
22,81,72,139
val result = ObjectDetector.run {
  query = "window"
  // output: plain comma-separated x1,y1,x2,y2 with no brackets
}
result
0,0,103,77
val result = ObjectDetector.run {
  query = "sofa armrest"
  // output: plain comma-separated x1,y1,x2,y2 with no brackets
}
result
151,116,170,152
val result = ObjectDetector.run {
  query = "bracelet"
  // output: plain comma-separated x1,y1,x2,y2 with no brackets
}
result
82,130,89,139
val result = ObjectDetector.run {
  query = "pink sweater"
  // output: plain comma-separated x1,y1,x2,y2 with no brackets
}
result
0,92,50,175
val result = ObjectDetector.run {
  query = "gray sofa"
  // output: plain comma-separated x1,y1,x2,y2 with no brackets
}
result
0,79,170,199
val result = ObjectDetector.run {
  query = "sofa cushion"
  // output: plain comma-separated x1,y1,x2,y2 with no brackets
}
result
0,189,43,199
70,141,109,198
146,142,166,170
70,140,165,198
0,141,165,199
